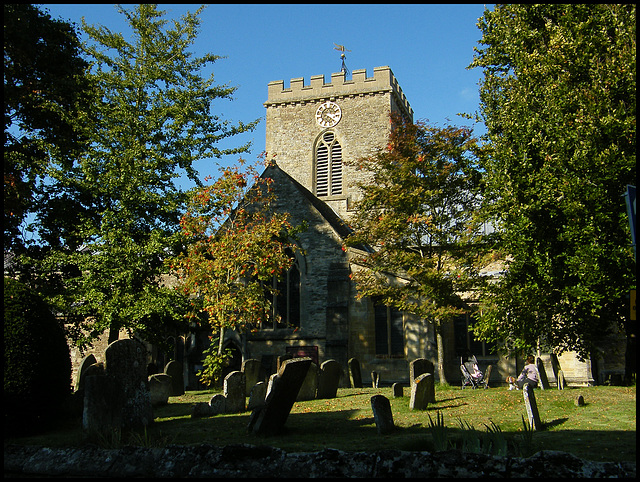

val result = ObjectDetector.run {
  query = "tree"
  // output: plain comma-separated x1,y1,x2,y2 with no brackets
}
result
4,4,93,251
469,5,636,363
168,157,304,386
23,4,259,349
345,116,485,383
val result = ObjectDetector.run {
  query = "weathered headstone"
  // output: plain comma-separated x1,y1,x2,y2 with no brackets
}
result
297,362,318,401
409,373,432,410
536,357,549,390
392,382,403,398
248,357,312,436
191,402,214,418
242,359,262,396
348,358,363,388
484,365,493,388
523,384,543,430
75,354,97,392
370,395,395,434
83,339,153,433
209,393,227,415
148,373,172,406
247,381,267,411
371,371,380,388
575,394,585,407
410,358,434,385
164,360,184,396
557,369,566,390
223,371,246,413
317,359,342,399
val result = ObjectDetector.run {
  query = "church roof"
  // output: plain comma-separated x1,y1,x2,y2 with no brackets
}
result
260,161,361,245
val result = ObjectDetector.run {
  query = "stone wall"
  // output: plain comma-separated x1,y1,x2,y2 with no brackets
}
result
4,444,635,478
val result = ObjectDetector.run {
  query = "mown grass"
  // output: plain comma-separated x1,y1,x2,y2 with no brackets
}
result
6,384,636,463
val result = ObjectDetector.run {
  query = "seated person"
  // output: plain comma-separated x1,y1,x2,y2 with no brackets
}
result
516,355,539,389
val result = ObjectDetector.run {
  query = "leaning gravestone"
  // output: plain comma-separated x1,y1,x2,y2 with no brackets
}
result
348,358,363,388
242,359,262,396
557,370,566,390
164,360,184,396
523,384,543,430
410,373,432,410
248,358,312,436
536,357,549,390
297,362,319,401
371,395,395,434
224,371,246,413
371,371,380,388
317,359,342,399
84,339,153,433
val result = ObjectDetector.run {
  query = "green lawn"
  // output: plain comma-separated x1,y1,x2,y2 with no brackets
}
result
6,384,636,463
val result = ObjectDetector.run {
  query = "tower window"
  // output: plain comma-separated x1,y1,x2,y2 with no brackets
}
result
316,131,343,196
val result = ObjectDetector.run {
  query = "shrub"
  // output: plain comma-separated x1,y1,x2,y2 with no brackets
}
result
4,277,72,435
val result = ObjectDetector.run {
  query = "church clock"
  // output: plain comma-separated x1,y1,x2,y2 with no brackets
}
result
315,101,341,128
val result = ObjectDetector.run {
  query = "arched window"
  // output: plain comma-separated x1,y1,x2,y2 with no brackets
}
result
315,131,343,197
264,248,301,329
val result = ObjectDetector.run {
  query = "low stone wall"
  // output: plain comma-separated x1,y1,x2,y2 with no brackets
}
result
4,444,635,478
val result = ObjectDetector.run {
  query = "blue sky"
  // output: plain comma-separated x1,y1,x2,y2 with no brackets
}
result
41,3,490,186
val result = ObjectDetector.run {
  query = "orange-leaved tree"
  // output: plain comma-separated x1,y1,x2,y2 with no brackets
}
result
168,157,304,386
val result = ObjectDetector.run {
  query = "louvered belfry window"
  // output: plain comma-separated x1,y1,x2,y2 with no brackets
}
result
316,131,342,197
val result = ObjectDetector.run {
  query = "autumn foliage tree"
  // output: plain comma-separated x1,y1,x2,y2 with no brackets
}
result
345,116,485,383
168,158,304,386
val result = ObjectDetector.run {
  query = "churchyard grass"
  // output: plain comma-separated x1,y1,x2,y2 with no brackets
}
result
6,384,635,463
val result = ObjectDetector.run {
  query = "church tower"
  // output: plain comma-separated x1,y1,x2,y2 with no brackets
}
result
264,66,413,221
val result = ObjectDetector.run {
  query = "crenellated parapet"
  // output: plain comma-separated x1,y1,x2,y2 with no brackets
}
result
265,66,413,119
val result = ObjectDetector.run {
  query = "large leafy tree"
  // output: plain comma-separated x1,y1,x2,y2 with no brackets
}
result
168,158,305,386
345,116,485,383
22,5,258,349
4,4,93,251
469,5,636,363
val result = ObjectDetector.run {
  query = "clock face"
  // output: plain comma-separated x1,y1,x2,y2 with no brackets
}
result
315,101,342,128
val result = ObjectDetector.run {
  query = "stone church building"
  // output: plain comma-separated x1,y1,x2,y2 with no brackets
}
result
67,66,627,390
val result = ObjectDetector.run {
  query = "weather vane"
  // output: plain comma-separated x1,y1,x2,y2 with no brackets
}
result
334,43,351,75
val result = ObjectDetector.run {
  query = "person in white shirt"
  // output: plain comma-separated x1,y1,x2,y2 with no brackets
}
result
517,355,539,389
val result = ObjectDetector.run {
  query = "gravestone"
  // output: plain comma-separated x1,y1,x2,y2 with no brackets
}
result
484,365,493,388
242,359,262,396
83,339,153,432
209,393,227,415
164,360,184,396
297,362,318,401
536,357,549,390
370,395,395,434
371,371,380,388
247,381,267,411
410,373,432,410
276,354,293,372
191,402,214,418
575,395,585,407
392,383,403,398
523,384,543,430
223,371,246,413
148,373,172,406
410,359,434,394
248,357,312,436
557,370,566,390
348,358,363,388
317,359,342,399
75,354,97,392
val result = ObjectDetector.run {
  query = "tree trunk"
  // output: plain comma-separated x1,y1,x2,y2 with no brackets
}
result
435,324,448,385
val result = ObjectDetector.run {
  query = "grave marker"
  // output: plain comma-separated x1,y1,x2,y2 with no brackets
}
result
371,395,395,434
392,383,403,398
248,358,311,436
317,359,342,399
164,360,184,396
348,358,362,388
297,362,318,401
557,370,566,390
410,358,434,390
247,381,267,411
409,373,432,410
523,384,543,430
223,371,246,413
242,359,261,396
371,371,380,388
148,373,172,406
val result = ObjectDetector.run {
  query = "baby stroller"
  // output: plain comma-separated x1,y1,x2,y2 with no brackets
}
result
460,354,489,389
